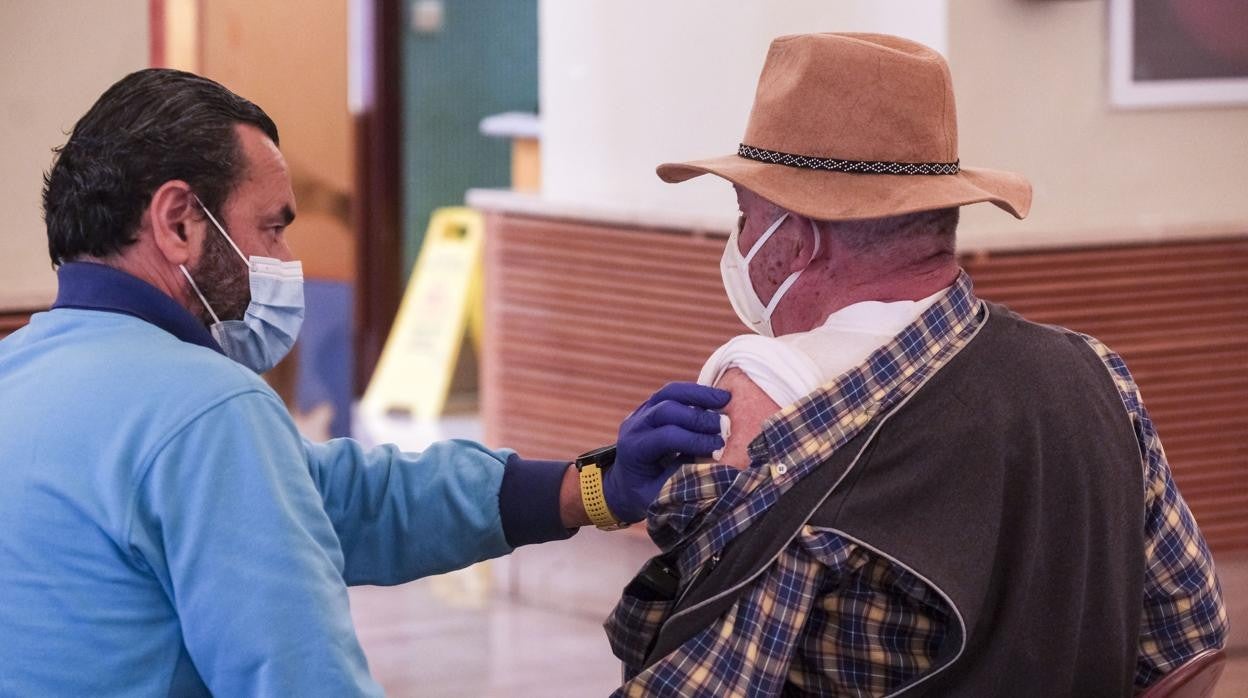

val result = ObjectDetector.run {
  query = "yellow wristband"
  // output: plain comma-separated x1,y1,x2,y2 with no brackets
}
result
578,463,628,530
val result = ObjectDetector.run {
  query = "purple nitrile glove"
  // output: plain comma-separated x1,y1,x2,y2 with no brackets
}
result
604,382,731,524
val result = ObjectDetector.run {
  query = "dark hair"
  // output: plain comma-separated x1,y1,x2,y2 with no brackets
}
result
42,68,279,265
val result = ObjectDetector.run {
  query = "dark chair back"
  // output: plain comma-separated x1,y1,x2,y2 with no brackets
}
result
1138,648,1227,698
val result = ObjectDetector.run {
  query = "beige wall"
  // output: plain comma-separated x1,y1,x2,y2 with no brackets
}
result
200,0,355,281
950,0,1248,245
0,1,149,310
538,0,948,225
537,0,1248,249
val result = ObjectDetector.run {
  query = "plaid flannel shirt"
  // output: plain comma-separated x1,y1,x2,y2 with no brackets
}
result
605,271,1227,697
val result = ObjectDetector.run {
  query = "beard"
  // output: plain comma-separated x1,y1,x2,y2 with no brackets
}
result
188,225,250,325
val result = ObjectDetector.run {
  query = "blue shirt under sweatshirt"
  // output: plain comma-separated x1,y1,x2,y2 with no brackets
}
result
0,262,573,696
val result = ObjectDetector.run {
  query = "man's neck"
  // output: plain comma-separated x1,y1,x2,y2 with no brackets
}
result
79,252,194,315
837,264,959,304
776,263,960,335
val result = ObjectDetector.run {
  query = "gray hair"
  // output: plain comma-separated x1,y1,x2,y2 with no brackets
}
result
815,207,959,264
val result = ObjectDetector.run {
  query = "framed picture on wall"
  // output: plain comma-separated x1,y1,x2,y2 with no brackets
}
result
1109,0,1248,108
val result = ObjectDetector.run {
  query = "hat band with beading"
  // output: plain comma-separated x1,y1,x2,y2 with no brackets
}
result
738,144,960,176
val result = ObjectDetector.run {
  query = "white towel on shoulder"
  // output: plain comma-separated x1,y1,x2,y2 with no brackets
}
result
698,289,946,409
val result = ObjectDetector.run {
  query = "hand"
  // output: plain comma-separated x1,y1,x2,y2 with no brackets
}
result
604,382,730,523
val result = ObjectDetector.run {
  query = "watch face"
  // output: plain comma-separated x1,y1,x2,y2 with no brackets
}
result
576,444,617,469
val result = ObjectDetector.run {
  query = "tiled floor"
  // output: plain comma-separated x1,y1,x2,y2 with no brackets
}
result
349,579,622,697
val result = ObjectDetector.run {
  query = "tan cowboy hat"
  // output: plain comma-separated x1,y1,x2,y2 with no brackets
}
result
657,33,1032,221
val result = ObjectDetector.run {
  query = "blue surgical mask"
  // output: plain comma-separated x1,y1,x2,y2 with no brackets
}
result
179,196,304,373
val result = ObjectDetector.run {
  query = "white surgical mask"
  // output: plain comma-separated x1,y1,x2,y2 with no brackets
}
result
179,196,304,373
720,212,821,337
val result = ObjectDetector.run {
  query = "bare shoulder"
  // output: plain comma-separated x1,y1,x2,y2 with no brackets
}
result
714,367,782,469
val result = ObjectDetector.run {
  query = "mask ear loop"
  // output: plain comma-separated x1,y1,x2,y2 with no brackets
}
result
760,218,823,319
743,212,789,263
179,265,222,324
191,194,248,265
807,219,823,262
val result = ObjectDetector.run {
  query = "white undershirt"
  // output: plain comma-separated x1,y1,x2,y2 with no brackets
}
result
698,288,946,409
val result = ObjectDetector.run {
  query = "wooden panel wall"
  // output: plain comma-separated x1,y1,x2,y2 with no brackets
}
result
0,310,37,341
482,213,1248,553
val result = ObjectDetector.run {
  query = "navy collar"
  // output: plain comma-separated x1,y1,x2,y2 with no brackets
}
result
52,262,223,354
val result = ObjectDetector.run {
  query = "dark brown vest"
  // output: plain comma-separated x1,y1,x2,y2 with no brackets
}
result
645,304,1145,697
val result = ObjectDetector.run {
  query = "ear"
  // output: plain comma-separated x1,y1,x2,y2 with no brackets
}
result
788,216,824,272
148,180,201,266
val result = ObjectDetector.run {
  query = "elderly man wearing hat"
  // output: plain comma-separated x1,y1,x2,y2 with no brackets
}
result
603,33,1227,696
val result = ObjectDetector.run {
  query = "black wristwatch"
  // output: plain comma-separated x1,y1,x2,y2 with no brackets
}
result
574,444,617,471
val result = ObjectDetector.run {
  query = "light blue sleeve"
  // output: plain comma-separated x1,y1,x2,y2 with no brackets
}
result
129,389,380,697
302,436,514,586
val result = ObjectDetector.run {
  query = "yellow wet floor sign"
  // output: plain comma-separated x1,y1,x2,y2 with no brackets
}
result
361,207,484,420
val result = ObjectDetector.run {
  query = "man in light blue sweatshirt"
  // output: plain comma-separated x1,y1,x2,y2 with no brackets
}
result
0,69,728,696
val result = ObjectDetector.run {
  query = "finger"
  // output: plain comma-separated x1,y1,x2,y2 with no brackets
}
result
646,400,724,434
636,425,725,464
681,432,726,458
672,451,698,466
651,382,731,410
